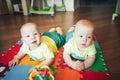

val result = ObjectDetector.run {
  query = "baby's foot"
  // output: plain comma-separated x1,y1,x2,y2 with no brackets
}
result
56,27,63,35
49,27,56,32
67,26,75,32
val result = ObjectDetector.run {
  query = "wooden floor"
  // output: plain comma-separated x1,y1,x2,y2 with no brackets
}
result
0,2,120,80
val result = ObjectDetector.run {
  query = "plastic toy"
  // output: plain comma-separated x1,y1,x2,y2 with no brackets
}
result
29,64,57,80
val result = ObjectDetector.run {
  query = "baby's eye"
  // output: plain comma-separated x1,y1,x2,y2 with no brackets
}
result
34,33,38,35
79,35,83,38
87,36,91,39
26,35,30,38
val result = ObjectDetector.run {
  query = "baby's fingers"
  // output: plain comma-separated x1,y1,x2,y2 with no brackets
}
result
9,63,13,68
9,61,17,68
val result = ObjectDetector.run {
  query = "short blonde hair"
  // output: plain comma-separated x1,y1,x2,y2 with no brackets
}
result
20,23,38,37
75,19,94,33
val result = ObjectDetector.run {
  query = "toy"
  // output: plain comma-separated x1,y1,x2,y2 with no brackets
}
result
29,64,57,80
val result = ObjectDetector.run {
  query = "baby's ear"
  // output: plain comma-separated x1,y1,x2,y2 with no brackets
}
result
21,38,24,42
40,33,43,36
21,37,23,41
40,32,42,35
39,33,42,37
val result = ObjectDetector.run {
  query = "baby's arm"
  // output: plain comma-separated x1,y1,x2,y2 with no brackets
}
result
63,51,73,67
63,51,84,71
84,54,96,69
28,58,54,73
9,50,25,67
29,58,54,73
41,58,54,66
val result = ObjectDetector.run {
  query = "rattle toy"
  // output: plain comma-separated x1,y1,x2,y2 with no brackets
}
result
29,64,55,80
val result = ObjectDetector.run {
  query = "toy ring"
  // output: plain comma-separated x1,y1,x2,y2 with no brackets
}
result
29,64,54,80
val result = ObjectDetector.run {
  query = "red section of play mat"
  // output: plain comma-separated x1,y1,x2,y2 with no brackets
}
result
52,47,112,80
0,44,22,65
0,43,38,66
81,70,112,80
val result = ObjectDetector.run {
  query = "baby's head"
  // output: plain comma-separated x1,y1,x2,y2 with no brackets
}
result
20,23,40,49
73,19,94,50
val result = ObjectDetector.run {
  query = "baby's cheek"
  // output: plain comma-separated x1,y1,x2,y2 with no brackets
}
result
87,40,92,46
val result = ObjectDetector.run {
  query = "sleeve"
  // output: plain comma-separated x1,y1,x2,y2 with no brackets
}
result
19,43,28,54
63,39,72,54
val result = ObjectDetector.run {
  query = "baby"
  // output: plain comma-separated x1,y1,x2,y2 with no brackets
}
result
63,19,96,71
9,22,65,67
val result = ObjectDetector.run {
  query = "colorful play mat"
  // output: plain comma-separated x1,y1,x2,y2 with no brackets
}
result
0,36,112,80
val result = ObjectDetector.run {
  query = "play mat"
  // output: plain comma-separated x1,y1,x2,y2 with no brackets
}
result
0,36,112,80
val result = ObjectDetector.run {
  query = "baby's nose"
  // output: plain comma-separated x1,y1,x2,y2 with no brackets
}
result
31,35,35,39
83,38,87,42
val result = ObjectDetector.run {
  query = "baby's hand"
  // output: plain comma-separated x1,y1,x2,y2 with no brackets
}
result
8,58,19,68
72,60,85,71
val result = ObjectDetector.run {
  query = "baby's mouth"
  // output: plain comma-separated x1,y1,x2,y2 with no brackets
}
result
32,40,37,44
81,43,86,47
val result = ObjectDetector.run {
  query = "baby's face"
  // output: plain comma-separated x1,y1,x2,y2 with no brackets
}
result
74,25,93,50
21,25,40,49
